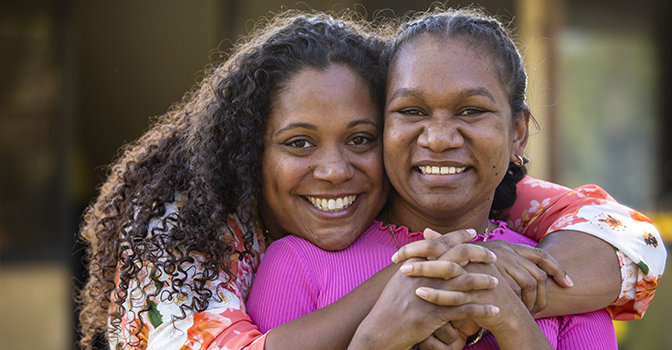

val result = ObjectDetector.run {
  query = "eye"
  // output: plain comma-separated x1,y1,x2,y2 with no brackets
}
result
287,139,314,149
399,108,426,116
347,136,371,146
458,108,485,116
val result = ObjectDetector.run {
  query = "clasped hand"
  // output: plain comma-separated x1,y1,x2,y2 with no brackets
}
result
392,228,571,349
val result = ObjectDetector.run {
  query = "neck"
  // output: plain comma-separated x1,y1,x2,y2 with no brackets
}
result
385,195,492,236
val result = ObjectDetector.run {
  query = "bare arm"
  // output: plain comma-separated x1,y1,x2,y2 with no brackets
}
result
535,230,620,318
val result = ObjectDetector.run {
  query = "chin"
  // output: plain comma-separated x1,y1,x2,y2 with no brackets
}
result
316,233,358,252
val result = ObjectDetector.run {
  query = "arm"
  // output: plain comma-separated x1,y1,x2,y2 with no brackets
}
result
265,264,397,350
534,230,620,318
246,238,320,333
511,176,667,319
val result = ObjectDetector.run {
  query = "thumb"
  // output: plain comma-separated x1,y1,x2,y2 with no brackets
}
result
423,228,442,240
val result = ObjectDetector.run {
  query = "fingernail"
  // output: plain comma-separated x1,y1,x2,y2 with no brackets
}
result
466,228,477,236
391,252,398,263
565,275,574,287
492,277,499,285
490,251,497,260
491,306,500,314
400,264,412,274
416,288,429,298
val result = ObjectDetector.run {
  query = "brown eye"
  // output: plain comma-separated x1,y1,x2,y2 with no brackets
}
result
347,136,372,146
288,139,314,149
350,137,365,145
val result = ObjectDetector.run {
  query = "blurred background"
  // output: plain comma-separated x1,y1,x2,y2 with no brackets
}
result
1,0,670,348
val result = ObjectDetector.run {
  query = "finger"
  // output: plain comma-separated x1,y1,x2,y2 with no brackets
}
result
513,245,573,288
503,259,543,311
453,319,481,339
393,229,477,263
437,244,497,266
416,335,454,350
435,303,501,322
423,228,442,240
400,260,466,279
415,286,499,306
433,323,460,346
533,271,549,315
402,267,499,293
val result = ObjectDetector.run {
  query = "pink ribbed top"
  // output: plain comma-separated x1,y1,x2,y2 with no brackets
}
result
246,220,617,349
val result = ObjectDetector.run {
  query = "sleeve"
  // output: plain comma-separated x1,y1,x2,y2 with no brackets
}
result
112,203,268,350
506,176,667,320
246,237,320,333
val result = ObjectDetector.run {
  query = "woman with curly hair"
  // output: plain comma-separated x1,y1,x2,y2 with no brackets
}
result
77,7,664,350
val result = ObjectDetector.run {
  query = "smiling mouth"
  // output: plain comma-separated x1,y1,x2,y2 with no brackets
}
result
418,166,467,175
306,195,357,212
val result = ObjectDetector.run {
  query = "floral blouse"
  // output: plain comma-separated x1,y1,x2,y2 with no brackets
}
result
110,176,666,349
508,176,666,320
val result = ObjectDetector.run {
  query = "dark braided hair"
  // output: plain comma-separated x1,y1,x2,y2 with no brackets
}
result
77,10,386,349
384,6,531,218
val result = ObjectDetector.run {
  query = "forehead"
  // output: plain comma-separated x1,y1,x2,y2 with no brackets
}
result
388,34,504,95
269,64,380,126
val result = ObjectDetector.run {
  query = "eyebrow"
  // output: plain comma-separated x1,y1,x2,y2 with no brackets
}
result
387,88,422,103
387,87,496,103
275,122,317,135
459,87,496,103
275,119,378,135
347,119,378,129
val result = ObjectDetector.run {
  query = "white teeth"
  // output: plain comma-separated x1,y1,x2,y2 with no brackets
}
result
306,195,357,212
419,165,466,175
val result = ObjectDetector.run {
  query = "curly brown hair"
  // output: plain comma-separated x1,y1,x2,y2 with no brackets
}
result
76,10,386,349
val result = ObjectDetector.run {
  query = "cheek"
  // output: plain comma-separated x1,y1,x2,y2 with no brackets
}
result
384,121,410,157
262,153,298,198
478,131,513,175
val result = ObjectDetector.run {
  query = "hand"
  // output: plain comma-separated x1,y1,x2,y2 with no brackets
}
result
348,244,500,350
392,228,479,263
394,228,573,315
473,240,573,314
415,264,553,350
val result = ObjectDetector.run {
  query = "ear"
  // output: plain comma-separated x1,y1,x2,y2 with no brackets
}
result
510,106,531,163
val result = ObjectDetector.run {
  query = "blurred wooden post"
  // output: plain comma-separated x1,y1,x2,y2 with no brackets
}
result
516,0,563,181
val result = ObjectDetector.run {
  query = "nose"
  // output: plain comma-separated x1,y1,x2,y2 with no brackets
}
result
417,116,464,152
313,149,356,184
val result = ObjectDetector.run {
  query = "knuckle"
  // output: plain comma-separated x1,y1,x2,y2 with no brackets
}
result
533,247,549,260
511,283,522,296
523,276,538,290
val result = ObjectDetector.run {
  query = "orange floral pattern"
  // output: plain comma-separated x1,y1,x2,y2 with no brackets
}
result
510,176,667,320
110,202,266,350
